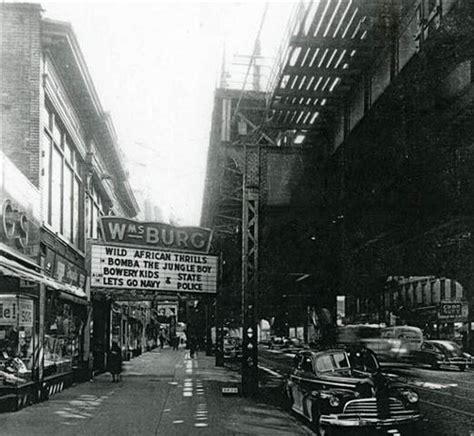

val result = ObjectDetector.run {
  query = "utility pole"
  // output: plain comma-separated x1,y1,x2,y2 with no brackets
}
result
215,253,225,366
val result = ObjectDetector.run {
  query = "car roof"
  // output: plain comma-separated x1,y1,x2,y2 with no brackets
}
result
299,348,348,357
426,340,456,346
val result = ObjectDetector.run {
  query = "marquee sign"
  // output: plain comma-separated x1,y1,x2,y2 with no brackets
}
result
90,244,217,294
99,217,213,254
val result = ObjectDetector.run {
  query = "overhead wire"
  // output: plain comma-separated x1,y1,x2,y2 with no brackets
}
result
231,2,269,125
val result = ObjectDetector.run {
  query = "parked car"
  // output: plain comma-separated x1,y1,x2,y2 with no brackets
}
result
268,336,291,350
413,340,469,371
289,337,305,349
285,347,421,435
223,337,242,360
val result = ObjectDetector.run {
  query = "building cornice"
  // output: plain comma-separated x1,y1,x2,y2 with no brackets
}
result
41,18,139,217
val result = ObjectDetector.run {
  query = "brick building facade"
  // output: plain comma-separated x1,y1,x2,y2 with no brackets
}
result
0,3,139,411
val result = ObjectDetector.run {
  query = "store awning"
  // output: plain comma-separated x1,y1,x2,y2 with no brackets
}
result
0,255,88,301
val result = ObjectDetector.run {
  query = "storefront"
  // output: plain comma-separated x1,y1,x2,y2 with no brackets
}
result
0,279,39,412
128,307,144,358
0,152,89,412
91,294,111,374
382,276,468,342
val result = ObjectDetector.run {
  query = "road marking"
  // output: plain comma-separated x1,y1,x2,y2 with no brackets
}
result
258,365,283,378
421,399,474,418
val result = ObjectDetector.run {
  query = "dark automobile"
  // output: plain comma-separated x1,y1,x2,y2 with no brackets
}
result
268,336,291,350
413,340,469,371
285,347,421,435
223,337,242,360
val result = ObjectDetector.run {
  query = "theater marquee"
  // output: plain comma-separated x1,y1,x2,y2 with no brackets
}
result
90,244,217,294
99,217,213,254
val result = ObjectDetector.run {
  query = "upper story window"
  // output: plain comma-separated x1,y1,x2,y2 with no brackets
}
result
41,101,84,250
85,186,105,240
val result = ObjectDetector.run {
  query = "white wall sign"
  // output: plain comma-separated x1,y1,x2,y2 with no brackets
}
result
18,299,34,327
0,297,33,327
90,244,217,294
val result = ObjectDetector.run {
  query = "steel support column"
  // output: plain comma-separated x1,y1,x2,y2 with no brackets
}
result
241,166,259,397
215,254,225,366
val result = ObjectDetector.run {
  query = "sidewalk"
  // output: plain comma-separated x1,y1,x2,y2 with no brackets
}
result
1,348,312,435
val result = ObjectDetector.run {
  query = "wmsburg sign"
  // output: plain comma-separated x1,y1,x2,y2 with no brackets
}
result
100,217,213,254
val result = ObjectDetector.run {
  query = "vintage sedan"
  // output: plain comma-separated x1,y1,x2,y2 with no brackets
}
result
285,347,421,435
413,340,469,371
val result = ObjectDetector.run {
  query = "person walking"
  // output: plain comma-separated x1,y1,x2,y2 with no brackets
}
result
172,334,179,350
188,334,197,358
159,331,165,349
108,342,123,382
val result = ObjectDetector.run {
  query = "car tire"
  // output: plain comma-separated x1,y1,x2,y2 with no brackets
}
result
458,365,466,372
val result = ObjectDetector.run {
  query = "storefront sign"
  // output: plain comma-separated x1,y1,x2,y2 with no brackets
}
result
18,299,33,327
99,217,213,254
43,246,86,289
90,244,217,294
438,300,464,320
55,258,86,288
0,151,41,259
0,297,33,327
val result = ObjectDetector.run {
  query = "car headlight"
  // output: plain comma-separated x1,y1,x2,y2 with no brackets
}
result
317,392,341,407
329,396,340,407
402,390,419,403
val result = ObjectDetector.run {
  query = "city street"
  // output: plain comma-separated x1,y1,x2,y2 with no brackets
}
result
1,348,311,436
2,1,474,435
258,346,474,436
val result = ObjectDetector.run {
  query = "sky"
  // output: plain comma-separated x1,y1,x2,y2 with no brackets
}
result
40,1,295,225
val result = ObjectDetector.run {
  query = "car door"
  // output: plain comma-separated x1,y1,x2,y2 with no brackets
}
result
291,353,314,416
299,353,317,421
289,353,305,414
417,342,437,365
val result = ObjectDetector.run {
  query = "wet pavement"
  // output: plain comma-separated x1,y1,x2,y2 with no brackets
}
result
1,348,311,436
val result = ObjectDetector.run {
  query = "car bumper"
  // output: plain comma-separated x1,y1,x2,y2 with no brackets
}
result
437,358,468,366
320,413,421,428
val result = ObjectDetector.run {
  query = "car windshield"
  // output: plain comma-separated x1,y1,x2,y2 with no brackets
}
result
434,342,462,354
315,352,350,373
348,349,379,373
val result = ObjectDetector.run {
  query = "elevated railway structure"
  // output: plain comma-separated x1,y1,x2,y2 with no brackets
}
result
263,0,474,347
202,0,474,353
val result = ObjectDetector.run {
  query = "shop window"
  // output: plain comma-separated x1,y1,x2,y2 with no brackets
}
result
0,295,36,386
44,294,85,376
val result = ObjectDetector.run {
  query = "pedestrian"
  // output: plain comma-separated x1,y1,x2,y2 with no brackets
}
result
159,331,165,349
107,342,122,382
172,334,179,350
188,334,197,358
